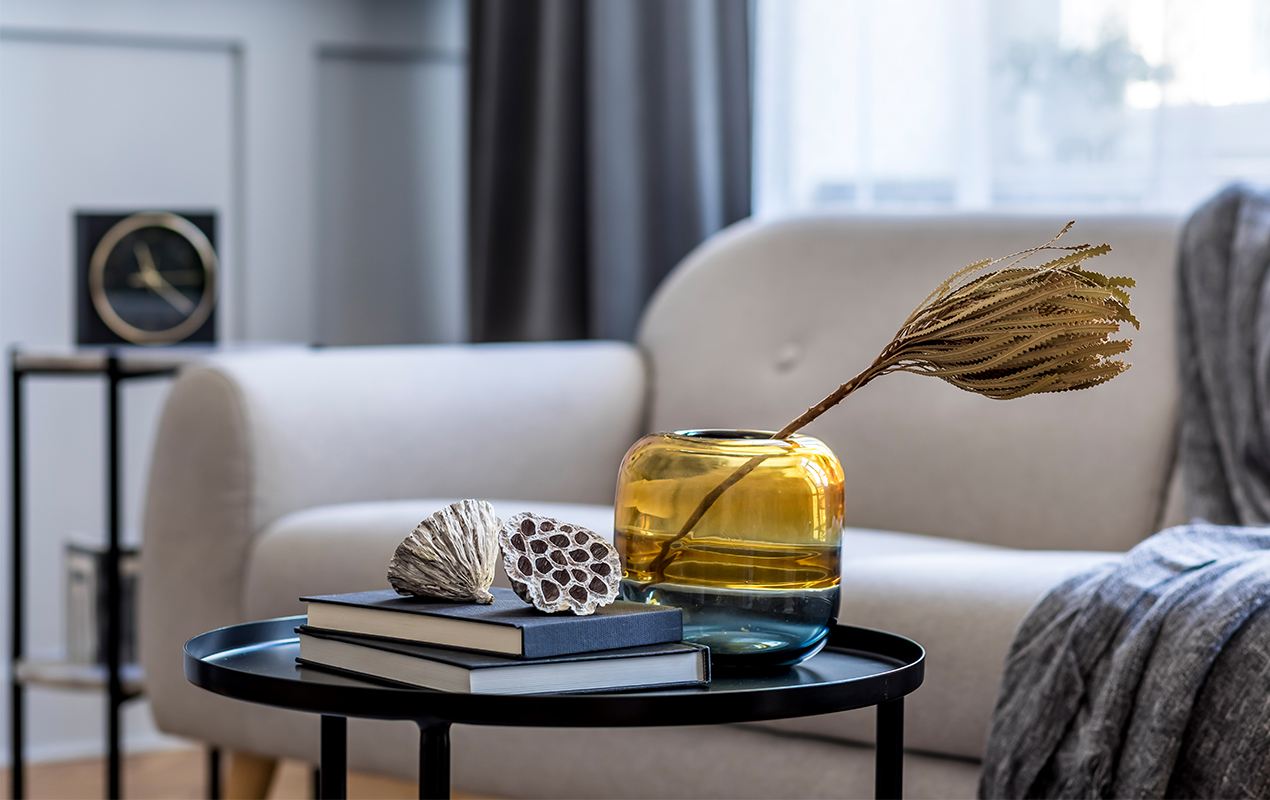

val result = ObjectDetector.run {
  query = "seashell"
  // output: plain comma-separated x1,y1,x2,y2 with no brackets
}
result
388,500,502,603
499,513,620,614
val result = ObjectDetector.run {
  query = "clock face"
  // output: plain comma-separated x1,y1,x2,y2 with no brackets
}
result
87,212,218,345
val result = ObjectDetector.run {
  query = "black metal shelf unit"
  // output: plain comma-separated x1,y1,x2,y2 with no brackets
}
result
8,347,186,799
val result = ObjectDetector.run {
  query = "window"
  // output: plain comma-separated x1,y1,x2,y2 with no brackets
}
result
754,0,1270,216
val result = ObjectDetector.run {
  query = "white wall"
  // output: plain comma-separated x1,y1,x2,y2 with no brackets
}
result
0,0,466,765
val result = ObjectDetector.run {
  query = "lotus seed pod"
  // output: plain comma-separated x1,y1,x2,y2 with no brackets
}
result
388,499,502,603
499,513,620,614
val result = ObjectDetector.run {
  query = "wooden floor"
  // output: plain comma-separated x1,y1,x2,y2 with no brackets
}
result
0,747,491,799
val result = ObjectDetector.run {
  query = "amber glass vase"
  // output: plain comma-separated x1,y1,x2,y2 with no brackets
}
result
615,430,844,667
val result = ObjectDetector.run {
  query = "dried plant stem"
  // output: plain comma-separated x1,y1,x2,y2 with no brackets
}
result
644,356,889,582
644,452,768,581
772,355,890,439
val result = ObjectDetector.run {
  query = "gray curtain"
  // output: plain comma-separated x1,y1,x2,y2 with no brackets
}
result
468,0,751,342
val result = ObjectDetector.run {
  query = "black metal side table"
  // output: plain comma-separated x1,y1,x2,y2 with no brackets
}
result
7,347,214,800
185,616,925,800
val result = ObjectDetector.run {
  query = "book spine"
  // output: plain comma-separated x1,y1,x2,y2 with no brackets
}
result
522,611,683,659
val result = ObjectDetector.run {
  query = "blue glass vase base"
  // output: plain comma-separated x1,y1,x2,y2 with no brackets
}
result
621,580,839,668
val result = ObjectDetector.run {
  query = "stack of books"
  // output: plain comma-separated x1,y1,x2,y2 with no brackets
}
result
296,587,709,695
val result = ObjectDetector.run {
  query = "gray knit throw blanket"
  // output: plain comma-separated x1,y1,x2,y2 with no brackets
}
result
980,187,1270,799
980,525,1270,799
1178,186,1270,524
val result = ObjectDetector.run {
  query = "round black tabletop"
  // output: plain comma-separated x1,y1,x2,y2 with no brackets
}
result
184,616,924,728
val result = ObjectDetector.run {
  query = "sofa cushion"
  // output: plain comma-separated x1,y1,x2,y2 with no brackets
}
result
756,548,1118,760
243,499,994,620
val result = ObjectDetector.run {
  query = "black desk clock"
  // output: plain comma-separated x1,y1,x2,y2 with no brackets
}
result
76,211,218,345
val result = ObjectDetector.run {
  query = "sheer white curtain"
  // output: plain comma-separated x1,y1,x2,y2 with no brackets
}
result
754,0,1270,216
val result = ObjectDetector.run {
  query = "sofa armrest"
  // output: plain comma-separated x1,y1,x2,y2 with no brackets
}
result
140,341,645,741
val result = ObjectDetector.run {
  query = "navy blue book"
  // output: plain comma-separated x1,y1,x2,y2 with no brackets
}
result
301,587,683,659
296,626,709,694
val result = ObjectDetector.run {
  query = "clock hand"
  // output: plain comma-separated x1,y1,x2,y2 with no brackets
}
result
146,269,197,315
134,241,196,315
134,240,160,278
127,269,202,288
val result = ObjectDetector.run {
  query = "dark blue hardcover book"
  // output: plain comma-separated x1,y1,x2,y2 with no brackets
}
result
296,626,709,694
301,587,683,659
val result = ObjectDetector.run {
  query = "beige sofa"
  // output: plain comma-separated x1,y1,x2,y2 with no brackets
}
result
140,215,1185,799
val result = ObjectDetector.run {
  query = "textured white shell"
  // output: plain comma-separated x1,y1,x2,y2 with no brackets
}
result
388,500,502,603
499,512,620,614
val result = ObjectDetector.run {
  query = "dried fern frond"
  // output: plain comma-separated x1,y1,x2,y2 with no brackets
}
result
644,223,1136,583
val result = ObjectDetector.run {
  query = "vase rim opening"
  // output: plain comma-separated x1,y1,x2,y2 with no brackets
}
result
671,429,781,441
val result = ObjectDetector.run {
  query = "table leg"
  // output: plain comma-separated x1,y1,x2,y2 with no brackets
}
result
105,353,123,800
875,698,904,799
10,358,25,800
417,721,451,800
320,715,347,799
208,746,221,800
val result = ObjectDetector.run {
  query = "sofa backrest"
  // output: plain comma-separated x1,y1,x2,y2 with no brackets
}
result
638,215,1181,552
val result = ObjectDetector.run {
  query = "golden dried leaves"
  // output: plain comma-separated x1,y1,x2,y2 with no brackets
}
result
882,222,1136,400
